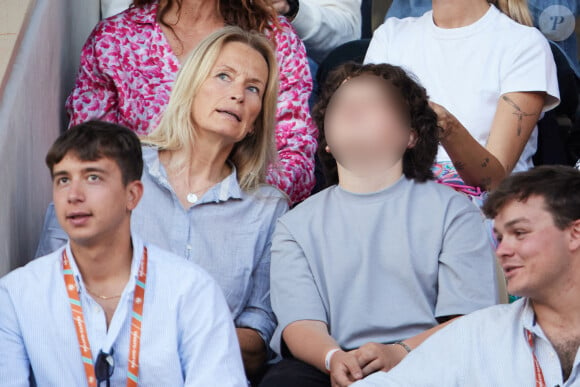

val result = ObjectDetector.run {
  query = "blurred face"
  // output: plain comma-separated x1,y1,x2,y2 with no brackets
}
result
324,75,416,174
493,196,575,299
191,41,269,144
52,153,142,248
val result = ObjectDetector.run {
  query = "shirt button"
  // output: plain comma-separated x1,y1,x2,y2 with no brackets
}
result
186,245,192,251
94,306,101,313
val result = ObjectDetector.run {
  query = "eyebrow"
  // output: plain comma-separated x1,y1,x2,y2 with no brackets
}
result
52,167,108,178
502,218,531,230
215,64,265,86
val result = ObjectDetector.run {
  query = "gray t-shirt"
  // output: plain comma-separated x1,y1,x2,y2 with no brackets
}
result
270,176,498,354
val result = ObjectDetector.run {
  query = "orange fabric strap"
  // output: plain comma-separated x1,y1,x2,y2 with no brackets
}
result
62,247,148,387
526,329,547,387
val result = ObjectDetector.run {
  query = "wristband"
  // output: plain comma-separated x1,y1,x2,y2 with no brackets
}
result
392,341,412,353
324,348,341,371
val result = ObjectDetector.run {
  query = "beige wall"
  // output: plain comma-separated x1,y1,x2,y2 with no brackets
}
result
0,0,99,276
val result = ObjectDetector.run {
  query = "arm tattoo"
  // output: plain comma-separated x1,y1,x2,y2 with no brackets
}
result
454,161,466,171
481,157,490,168
502,95,534,137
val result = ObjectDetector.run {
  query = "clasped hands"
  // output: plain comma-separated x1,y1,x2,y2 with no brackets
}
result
329,342,408,387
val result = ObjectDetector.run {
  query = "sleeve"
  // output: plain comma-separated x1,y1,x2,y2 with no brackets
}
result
180,271,247,387
350,320,468,387
269,220,327,354
435,196,498,318
266,19,318,204
35,203,68,258
291,0,362,62
0,283,30,387
100,0,131,18
234,198,289,351
65,21,120,128
500,28,560,112
363,21,390,64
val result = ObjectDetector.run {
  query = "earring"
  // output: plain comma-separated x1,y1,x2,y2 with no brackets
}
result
325,145,331,153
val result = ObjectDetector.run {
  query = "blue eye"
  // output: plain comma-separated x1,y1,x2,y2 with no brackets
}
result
217,73,229,81
56,177,69,186
247,85,259,94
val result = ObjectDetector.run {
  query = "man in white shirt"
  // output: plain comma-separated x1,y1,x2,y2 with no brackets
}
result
0,120,246,386
353,165,580,387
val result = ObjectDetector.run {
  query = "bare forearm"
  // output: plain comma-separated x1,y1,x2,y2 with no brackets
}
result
440,123,506,190
434,92,544,190
283,320,339,373
236,327,267,377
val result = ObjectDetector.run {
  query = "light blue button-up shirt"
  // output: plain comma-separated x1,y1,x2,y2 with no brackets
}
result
0,235,247,386
354,298,580,387
36,146,289,346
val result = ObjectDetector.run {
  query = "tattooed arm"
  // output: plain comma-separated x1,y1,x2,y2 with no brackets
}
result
430,91,545,190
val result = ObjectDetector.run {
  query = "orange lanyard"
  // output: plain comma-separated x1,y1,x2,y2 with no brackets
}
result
526,329,547,387
62,247,148,387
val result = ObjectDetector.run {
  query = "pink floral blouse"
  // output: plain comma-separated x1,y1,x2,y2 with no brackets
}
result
66,3,317,203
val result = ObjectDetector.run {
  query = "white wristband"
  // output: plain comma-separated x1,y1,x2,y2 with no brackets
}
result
325,348,341,371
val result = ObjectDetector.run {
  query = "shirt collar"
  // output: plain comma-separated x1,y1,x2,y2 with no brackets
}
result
127,2,158,25
142,146,244,204
521,298,537,330
201,166,243,203
520,297,553,343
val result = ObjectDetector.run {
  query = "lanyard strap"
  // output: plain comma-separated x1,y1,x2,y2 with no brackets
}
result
62,247,148,387
526,329,547,387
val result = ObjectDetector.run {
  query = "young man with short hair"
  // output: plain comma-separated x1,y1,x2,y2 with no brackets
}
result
0,121,246,386
354,165,580,387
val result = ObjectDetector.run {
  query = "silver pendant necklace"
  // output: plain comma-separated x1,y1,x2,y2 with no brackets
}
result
186,192,199,204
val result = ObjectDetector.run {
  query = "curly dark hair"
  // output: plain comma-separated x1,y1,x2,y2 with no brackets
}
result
132,0,278,34
312,62,440,186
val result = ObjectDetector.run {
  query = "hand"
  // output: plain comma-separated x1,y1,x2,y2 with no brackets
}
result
329,349,364,387
271,0,290,14
428,101,460,142
354,342,408,377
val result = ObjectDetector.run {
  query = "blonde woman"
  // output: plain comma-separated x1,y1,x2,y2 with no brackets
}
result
365,0,560,199
66,0,317,204
37,27,288,379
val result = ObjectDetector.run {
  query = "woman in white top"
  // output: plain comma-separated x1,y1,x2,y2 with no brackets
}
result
365,0,560,197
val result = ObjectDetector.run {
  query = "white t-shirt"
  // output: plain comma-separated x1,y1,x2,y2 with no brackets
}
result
365,5,560,172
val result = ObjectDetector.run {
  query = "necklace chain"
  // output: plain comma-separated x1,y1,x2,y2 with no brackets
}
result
84,285,122,300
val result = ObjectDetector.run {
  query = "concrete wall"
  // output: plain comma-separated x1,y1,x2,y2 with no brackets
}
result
0,0,99,276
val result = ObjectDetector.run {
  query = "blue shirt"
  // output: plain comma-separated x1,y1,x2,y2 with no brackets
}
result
353,298,580,387
0,235,247,386
36,147,289,347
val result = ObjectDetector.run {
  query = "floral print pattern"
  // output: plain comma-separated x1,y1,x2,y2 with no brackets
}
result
66,2,317,203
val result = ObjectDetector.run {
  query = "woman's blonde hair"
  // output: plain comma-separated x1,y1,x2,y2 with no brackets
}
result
142,26,279,192
489,0,533,26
